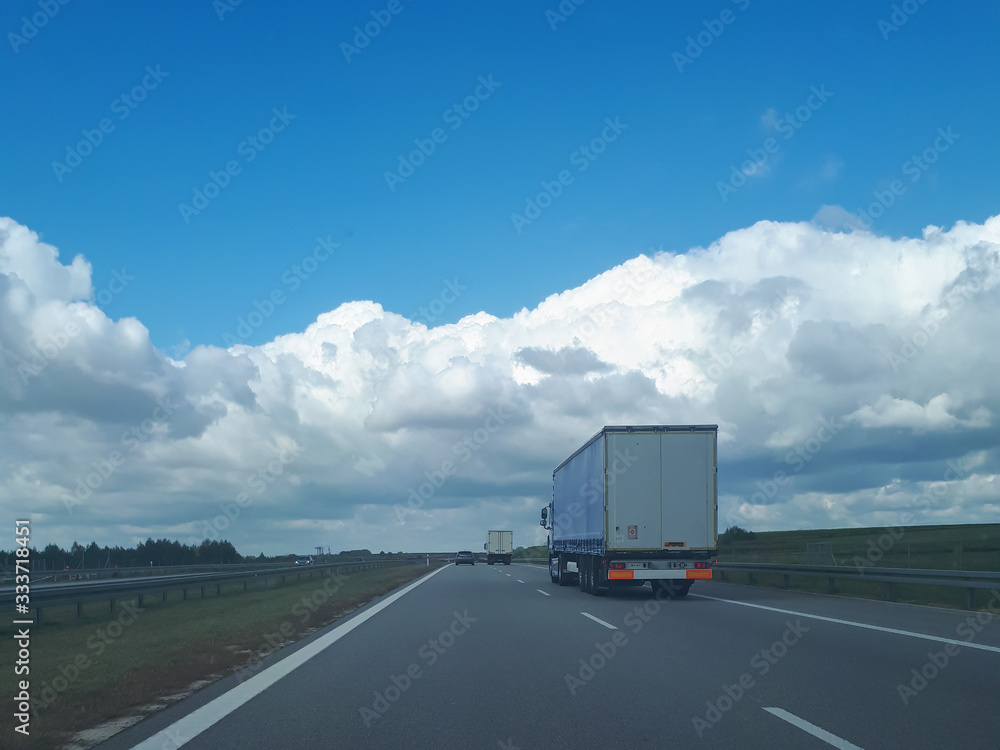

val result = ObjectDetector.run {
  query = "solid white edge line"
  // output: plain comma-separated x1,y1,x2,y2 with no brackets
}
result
763,707,865,750
517,580,524,583
581,612,618,630
690,593,1000,654
129,565,451,749
537,589,551,596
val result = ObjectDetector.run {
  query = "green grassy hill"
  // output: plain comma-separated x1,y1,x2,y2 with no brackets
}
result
718,522,1000,571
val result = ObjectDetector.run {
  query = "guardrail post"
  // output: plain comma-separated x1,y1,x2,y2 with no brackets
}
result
138,594,144,608
109,597,114,616
183,588,187,601
162,591,167,603
200,586,205,599
966,588,974,610
884,582,893,602
243,581,247,592
216,584,221,596
782,574,789,589
827,577,835,594
76,602,82,619
747,572,754,585
36,607,42,626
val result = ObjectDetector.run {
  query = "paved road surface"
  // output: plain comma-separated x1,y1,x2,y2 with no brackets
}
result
97,562,1000,749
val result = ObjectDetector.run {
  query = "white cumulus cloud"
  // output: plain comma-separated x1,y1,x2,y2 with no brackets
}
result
2,213,999,553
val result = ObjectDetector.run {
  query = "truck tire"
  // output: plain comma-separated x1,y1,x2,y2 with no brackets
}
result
654,580,691,599
591,558,607,596
558,554,572,586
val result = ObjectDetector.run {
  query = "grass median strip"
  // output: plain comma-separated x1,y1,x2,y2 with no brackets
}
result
1,562,439,750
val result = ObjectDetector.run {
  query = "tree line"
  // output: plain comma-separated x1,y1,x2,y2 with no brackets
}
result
0,539,390,571
4,538,249,570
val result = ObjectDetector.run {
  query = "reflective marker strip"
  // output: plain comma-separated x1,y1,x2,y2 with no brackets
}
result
609,570,634,579
686,570,712,579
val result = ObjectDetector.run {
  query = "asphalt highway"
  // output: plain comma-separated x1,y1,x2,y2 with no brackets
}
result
98,562,1000,749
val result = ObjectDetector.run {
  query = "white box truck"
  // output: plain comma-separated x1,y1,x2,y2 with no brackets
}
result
540,425,717,598
485,530,513,565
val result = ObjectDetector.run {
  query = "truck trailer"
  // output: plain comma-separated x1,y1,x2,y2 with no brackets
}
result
485,530,513,565
540,425,718,598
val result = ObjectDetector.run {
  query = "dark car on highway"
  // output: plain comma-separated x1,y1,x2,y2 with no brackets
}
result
455,550,475,566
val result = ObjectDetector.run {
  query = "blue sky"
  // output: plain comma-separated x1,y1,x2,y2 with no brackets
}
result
2,1,999,553
3,0,997,351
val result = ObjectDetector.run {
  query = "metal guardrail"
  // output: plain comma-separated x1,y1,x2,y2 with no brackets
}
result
1,560,412,624
3,560,341,585
512,557,999,609
713,561,1000,609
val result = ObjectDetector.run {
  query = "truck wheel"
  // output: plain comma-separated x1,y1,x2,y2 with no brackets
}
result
487,560,494,565
592,559,607,596
655,581,691,599
558,555,572,586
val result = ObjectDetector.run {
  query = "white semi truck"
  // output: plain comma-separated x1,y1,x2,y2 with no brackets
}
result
484,530,513,565
540,425,718,598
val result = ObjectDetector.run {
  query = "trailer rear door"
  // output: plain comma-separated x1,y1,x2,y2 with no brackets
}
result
660,430,716,550
606,432,661,550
